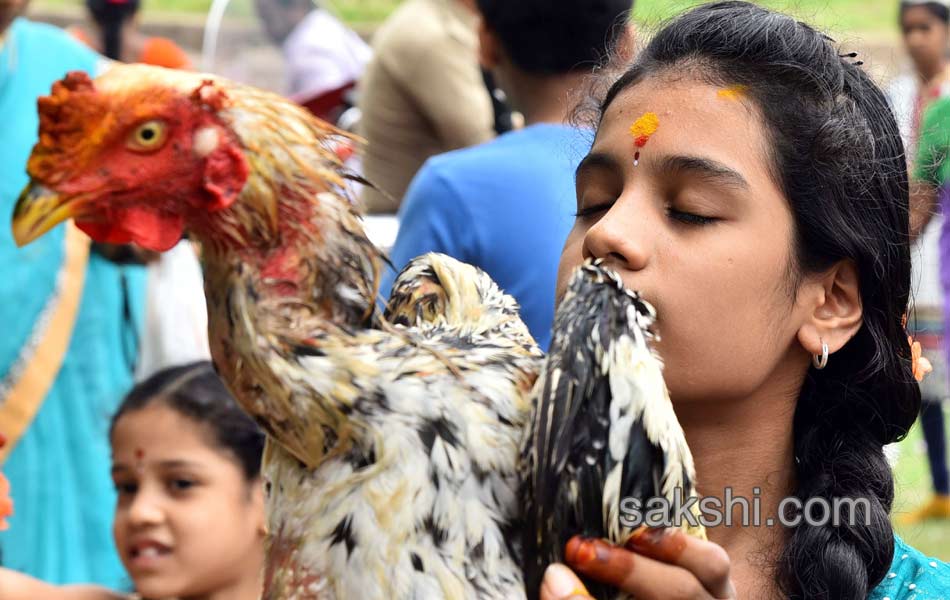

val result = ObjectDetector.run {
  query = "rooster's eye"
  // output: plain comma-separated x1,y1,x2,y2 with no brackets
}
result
128,120,167,152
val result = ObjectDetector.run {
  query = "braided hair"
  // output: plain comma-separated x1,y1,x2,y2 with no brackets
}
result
597,3,921,597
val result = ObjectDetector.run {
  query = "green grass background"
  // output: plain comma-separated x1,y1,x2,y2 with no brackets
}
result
892,409,950,561
33,0,902,33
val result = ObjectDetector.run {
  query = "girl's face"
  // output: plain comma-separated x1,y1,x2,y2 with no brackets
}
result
559,75,815,406
901,5,949,76
111,404,264,599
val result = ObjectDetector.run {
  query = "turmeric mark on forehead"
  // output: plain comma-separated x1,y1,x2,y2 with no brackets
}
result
717,85,748,101
630,112,660,147
630,112,660,166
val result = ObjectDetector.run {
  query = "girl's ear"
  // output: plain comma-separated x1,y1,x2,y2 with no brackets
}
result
797,259,863,359
251,478,267,537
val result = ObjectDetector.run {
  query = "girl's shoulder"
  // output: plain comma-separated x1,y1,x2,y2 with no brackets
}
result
868,536,950,599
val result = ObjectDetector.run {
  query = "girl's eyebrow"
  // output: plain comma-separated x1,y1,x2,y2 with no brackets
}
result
576,152,622,181
155,459,202,470
575,152,748,191
658,154,750,190
111,459,203,474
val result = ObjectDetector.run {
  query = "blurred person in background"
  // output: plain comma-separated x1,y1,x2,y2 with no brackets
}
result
357,0,495,213
255,0,370,124
381,0,634,350
894,0,950,523
70,0,191,68
0,0,145,587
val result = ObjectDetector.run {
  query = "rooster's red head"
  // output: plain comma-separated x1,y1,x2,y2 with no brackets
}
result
13,64,355,253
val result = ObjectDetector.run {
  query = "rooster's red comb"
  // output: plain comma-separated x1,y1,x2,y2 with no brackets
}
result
30,71,110,184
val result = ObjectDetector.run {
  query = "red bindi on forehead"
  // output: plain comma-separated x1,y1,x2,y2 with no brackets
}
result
135,448,145,460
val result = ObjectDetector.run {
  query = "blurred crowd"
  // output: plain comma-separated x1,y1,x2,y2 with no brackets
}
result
0,0,947,597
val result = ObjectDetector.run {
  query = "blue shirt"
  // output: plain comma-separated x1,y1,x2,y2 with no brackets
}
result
869,536,950,599
0,19,144,589
382,124,590,350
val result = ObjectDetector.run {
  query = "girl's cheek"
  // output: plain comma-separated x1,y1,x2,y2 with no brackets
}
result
556,241,584,300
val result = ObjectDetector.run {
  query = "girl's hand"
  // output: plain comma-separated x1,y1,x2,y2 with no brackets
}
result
540,528,736,600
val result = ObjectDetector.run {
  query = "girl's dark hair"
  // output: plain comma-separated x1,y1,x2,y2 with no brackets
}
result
900,1,950,24
598,3,921,598
85,0,140,61
110,361,264,482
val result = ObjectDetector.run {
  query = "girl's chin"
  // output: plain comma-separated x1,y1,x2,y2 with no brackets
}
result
130,573,188,600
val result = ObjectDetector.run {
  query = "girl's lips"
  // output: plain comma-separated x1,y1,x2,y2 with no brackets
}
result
127,540,173,570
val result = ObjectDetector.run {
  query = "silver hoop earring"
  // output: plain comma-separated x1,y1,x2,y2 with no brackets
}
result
813,340,829,370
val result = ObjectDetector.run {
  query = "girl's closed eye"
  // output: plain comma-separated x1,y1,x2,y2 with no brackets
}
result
573,201,614,219
667,206,719,226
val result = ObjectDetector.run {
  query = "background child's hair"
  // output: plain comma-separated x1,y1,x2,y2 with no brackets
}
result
899,1,950,24
110,361,264,482
85,0,140,61
475,0,633,75
595,2,920,598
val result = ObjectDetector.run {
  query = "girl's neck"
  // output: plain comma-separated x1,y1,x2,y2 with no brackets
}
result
504,71,589,127
674,362,801,598
919,61,950,89
182,561,263,600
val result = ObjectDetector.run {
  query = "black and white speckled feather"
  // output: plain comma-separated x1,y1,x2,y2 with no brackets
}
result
219,252,543,599
521,259,705,600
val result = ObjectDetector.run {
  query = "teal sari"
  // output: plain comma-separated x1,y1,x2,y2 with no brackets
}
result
869,536,950,599
0,18,144,590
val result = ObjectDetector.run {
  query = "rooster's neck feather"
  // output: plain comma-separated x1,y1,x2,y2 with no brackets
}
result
175,79,381,326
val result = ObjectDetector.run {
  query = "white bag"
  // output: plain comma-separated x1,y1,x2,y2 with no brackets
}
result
135,241,211,381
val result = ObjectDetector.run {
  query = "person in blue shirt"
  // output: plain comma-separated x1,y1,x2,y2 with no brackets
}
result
381,0,634,351
0,5,144,590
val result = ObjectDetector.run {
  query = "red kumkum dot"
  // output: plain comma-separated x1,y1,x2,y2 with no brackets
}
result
135,449,144,460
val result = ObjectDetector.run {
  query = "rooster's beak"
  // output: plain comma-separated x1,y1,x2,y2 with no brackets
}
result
12,182,80,247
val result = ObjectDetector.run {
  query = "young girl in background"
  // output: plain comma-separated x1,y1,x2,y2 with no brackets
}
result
0,361,265,600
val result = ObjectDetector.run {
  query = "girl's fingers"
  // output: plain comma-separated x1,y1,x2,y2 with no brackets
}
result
564,536,723,600
540,563,593,600
624,528,735,598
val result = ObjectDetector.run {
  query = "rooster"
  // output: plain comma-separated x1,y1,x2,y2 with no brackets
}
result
11,64,540,599
12,64,703,600
520,262,705,599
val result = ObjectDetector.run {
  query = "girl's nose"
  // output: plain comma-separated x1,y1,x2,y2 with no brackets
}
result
582,200,652,272
128,489,165,527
